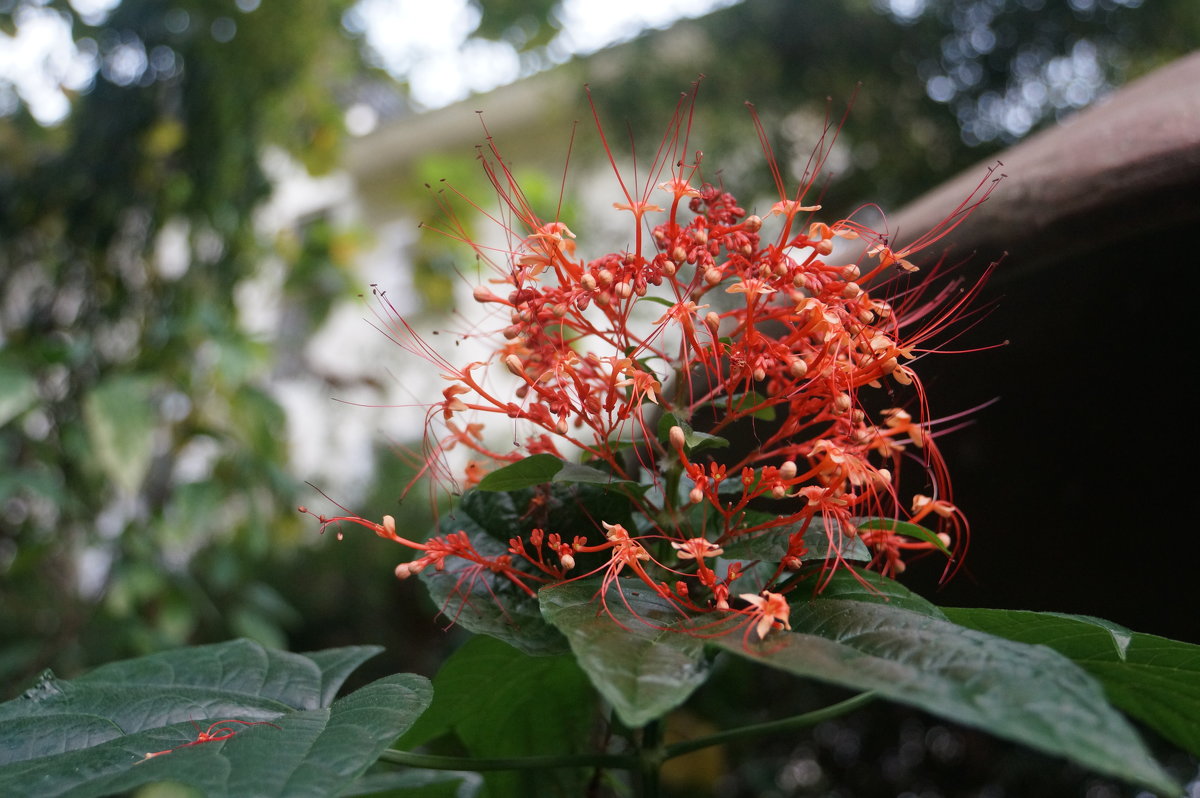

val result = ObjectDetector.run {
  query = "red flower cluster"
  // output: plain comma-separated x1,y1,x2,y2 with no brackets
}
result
304,87,999,638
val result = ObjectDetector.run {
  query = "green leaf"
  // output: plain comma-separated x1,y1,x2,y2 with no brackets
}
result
0,640,432,798
553,460,640,490
713,601,1177,795
82,375,158,495
477,454,640,493
304,646,387,709
721,513,870,563
729,391,777,421
683,430,729,453
398,636,593,797
0,360,38,428
456,489,528,541
857,517,951,555
475,454,563,491
792,567,946,619
723,515,936,564
419,527,568,657
423,483,645,655
943,607,1200,759
540,581,711,728
656,413,729,453
457,477,638,546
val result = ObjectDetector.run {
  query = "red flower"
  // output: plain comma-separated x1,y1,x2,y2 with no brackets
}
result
308,83,1000,632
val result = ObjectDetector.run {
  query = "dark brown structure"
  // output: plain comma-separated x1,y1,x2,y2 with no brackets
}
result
891,53,1200,640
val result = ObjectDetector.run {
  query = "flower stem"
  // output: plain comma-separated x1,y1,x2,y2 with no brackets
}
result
662,691,876,760
376,692,874,789
639,718,664,798
378,748,635,771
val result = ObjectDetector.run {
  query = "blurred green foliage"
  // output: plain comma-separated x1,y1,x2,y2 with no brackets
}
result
0,0,365,688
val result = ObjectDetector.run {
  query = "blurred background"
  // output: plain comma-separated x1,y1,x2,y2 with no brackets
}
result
2,1,1196,794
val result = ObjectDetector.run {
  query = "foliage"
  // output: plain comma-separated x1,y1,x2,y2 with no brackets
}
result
0,640,432,797
4,583,1195,796
398,635,595,797
0,0,364,686
944,608,1200,759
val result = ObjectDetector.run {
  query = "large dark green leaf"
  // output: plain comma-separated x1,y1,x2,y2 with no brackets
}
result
398,636,594,797
943,608,1200,758
0,640,432,798
305,646,393,709
455,489,528,541
422,481,645,655
420,526,568,657
720,513,870,563
540,581,710,728
788,566,947,619
713,600,1178,795
456,478,636,545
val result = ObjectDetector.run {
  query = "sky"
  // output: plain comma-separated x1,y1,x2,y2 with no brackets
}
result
350,0,739,110
1,0,739,126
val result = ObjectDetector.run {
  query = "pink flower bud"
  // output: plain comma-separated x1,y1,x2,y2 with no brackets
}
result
669,425,687,451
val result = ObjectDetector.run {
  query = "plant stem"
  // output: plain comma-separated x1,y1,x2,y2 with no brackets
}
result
377,749,635,771
639,718,663,798
662,691,876,760
377,692,874,785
